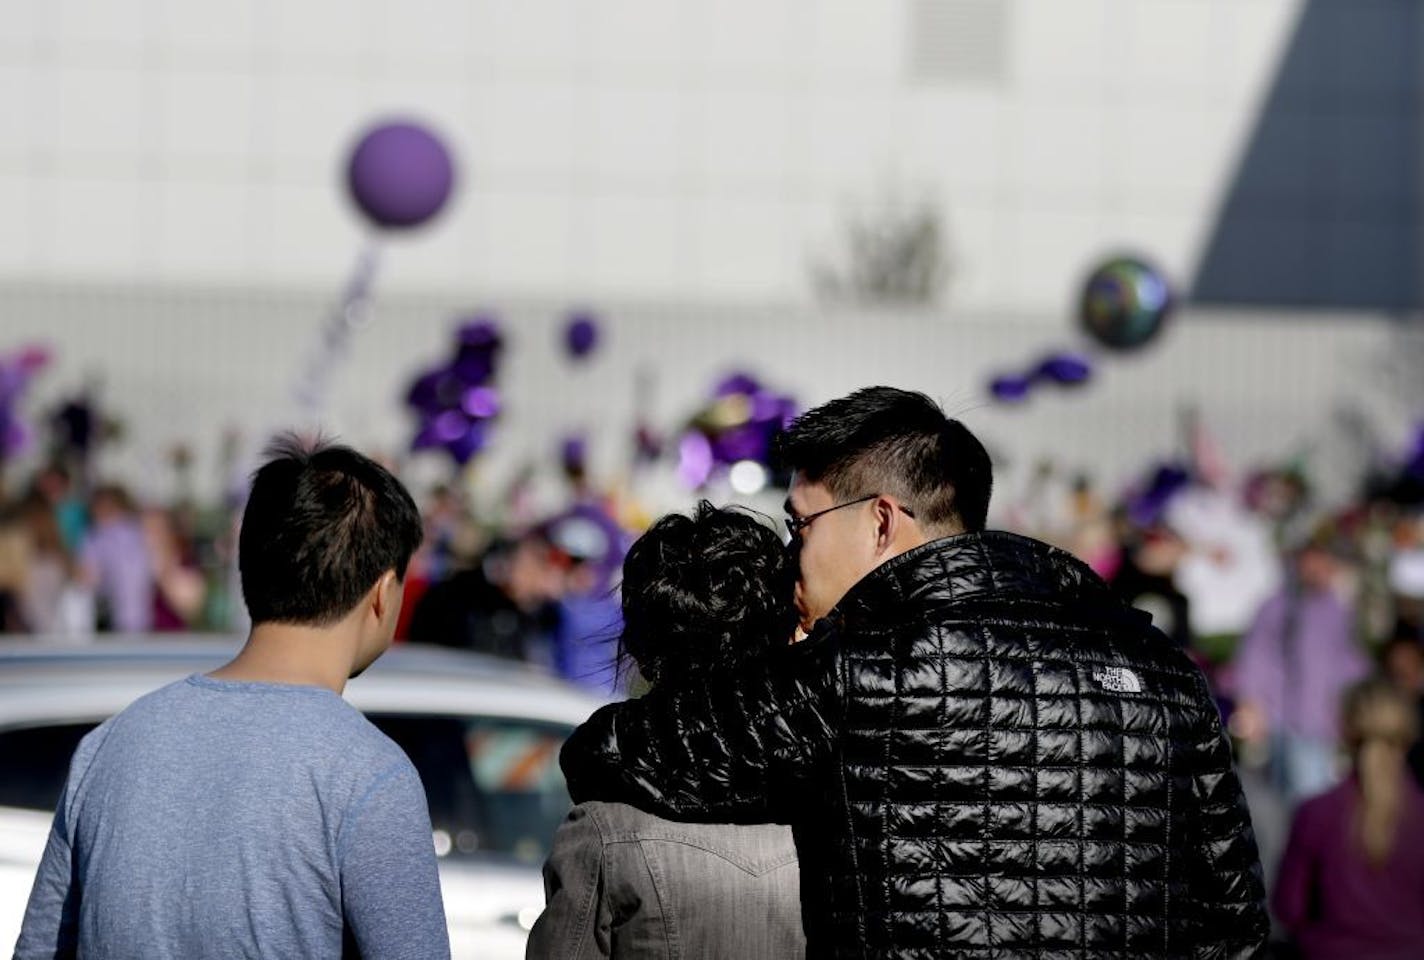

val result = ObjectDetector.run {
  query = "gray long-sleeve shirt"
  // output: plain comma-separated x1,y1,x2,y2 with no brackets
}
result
526,802,804,960
15,674,451,960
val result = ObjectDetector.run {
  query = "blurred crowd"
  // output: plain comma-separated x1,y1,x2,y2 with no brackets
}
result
6,444,1422,754
3,430,1424,947
0,463,219,637
0,460,627,693
1001,449,1424,950
1002,455,1424,792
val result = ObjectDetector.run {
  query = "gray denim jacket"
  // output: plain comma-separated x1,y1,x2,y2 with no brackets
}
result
526,801,804,960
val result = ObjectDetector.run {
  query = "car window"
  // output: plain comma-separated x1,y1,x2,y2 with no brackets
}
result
368,714,573,866
0,722,101,812
0,713,575,866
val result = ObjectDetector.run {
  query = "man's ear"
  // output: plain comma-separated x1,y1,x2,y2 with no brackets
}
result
875,495,924,552
370,570,401,621
874,496,899,550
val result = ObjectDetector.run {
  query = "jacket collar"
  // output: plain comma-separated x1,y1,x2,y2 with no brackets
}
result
828,530,1122,629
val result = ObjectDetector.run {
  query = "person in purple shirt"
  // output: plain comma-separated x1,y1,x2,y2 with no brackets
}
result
1235,540,1370,805
78,484,155,633
1274,677,1424,960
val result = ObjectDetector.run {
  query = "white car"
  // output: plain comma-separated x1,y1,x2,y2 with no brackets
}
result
0,639,607,959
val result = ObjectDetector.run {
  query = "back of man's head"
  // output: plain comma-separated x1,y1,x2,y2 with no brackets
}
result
239,435,423,627
775,386,993,534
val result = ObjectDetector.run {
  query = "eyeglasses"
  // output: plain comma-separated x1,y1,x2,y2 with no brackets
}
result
784,494,915,539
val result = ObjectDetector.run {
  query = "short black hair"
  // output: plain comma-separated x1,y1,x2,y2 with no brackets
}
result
618,502,797,684
775,386,992,532
239,434,423,627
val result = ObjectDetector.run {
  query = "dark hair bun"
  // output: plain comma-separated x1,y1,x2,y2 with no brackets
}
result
620,501,797,683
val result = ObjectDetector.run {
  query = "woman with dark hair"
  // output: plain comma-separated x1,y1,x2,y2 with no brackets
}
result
1274,676,1424,959
527,502,805,959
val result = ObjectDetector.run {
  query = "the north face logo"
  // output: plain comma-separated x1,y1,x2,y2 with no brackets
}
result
1092,666,1142,694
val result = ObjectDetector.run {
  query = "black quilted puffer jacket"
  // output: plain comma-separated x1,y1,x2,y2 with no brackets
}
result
561,532,1269,959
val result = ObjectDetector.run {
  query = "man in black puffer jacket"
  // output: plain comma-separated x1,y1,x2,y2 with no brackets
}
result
560,387,1268,959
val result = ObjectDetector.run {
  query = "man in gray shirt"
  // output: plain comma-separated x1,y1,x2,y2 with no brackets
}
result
15,435,450,960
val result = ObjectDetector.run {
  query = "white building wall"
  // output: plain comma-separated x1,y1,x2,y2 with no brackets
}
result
0,0,1307,311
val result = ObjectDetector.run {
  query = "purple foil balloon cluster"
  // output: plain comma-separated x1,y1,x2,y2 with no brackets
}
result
678,373,798,489
406,318,503,466
989,352,1094,404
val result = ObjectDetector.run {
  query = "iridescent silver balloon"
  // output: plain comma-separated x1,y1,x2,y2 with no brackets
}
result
1080,256,1173,351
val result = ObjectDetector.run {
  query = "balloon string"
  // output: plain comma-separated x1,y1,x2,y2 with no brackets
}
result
293,240,383,416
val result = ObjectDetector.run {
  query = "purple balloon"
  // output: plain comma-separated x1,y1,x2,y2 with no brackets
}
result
1126,463,1192,528
452,353,496,386
405,316,505,467
460,386,500,418
678,432,715,489
749,392,784,421
406,368,463,414
411,411,488,464
443,425,488,465
561,434,588,475
451,318,502,383
676,372,799,488
1406,423,1424,476
411,424,441,451
564,313,600,360
1035,353,1093,386
431,409,469,443
2,419,28,459
457,318,502,349
989,375,1033,403
411,417,451,451
0,346,52,459
714,373,761,398
712,426,768,465
346,121,455,230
